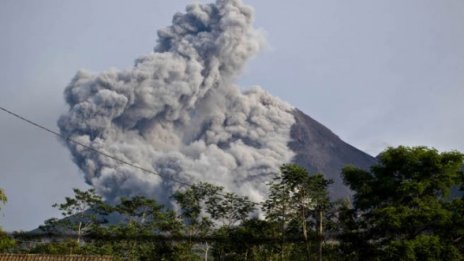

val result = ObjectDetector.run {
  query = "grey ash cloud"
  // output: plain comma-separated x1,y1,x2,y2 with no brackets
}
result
58,0,296,204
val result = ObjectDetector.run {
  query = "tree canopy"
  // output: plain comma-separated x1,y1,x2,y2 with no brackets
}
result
340,146,464,260
0,189,6,211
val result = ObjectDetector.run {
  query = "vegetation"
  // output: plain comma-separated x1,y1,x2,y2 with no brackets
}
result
339,146,464,260
0,188,16,251
262,164,333,260
1,146,463,260
0,189,7,210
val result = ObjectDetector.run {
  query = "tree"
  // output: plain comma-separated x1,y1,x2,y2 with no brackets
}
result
208,192,256,228
37,191,187,260
263,164,332,261
173,183,221,235
211,218,276,260
88,196,184,261
339,146,464,260
207,192,256,260
0,189,6,210
0,188,15,252
46,188,107,244
172,182,222,260
173,182,256,260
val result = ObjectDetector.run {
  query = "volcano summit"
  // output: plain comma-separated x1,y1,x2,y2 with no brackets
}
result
58,0,375,204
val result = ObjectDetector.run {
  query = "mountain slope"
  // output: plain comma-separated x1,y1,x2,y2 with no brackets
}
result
289,109,377,199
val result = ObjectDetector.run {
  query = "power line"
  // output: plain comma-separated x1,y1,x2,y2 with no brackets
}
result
0,106,265,202
0,106,191,187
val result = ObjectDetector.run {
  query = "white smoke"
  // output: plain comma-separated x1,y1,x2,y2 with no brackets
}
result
58,0,295,204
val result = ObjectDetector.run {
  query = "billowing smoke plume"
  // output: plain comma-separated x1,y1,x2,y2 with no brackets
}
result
58,0,295,204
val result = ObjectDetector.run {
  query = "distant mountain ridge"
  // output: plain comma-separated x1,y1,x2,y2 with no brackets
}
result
289,109,377,199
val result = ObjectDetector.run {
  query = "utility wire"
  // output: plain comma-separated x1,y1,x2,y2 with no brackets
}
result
0,106,191,187
0,106,263,202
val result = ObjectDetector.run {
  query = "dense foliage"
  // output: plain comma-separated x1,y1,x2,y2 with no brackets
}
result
339,146,464,260
1,146,463,260
0,188,16,251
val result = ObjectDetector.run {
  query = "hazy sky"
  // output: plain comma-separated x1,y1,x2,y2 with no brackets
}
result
1,0,463,231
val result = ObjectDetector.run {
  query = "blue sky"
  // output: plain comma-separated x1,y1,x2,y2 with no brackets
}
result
1,0,463,231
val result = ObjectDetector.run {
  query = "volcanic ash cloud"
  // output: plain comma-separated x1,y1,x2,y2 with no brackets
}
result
58,0,295,204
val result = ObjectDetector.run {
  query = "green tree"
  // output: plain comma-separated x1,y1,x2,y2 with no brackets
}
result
172,182,221,260
211,218,277,261
29,239,81,255
339,146,464,260
207,192,256,260
45,188,106,243
173,182,257,260
0,189,6,210
0,188,15,252
172,183,221,235
106,196,185,260
36,191,189,260
208,192,256,228
263,164,332,261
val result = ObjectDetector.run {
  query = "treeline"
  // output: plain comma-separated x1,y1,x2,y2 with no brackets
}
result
1,146,464,260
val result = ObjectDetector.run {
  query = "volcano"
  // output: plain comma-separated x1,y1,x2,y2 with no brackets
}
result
289,109,375,199
58,0,375,204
